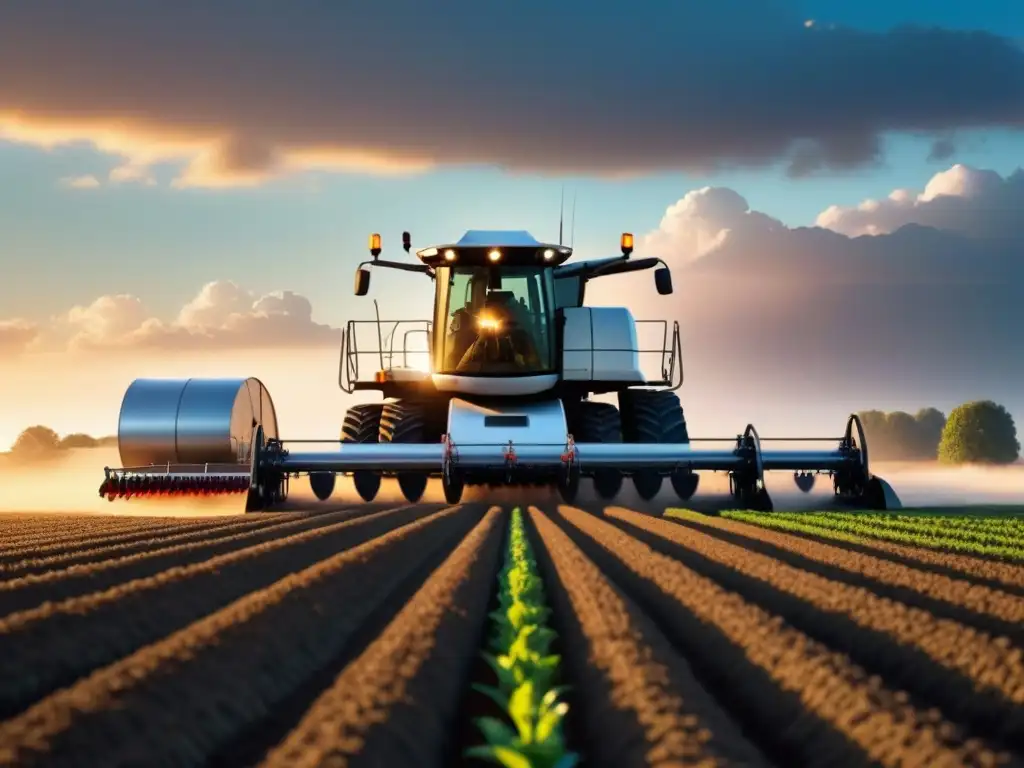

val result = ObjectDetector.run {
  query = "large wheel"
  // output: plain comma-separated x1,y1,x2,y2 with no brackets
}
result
342,403,384,502
379,400,429,504
571,401,623,500
619,390,691,501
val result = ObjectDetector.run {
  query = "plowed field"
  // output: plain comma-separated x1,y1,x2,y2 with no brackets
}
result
0,502,1021,767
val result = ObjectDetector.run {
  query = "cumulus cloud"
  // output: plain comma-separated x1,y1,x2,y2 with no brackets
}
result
814,164,1024,239
59,175,101,189
0,2,1022,186
584,163,1024,405
51,281,338,351
642,187,785,263
0,320,40,355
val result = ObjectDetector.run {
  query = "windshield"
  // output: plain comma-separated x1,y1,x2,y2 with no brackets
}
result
435,266,555,375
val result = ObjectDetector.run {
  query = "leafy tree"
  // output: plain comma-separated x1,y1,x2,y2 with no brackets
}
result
939,400,1020,465
11,426,61,456
913,407,946,456
59,433,99,449
856,407,947,461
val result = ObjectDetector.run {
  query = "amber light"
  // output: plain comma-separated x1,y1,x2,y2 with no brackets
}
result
620,232,634,256
369,233,382,257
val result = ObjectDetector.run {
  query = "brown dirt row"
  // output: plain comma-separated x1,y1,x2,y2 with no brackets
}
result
663,510,1024,641
553,505,1012,767
606,507,1024,748
0,503,448,719
736,519,1024,596
0,506,386,617
0,505,485,767
259,506,504,768
0,511,304,569
0,513,187,545
0,514,229,554
527,507,772,767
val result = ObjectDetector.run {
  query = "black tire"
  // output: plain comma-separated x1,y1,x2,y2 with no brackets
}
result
571,401,623,500
619,389,690,501
342,403,384,502
379,400,428,503
442,473,464,504
308,471,335,501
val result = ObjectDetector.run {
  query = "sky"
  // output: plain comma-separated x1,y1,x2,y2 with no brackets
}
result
1,0,1023,452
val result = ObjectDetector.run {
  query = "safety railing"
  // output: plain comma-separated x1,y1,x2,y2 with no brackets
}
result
560,319,682,390
339,318,432,393
339,315,682,393
634,319,683,389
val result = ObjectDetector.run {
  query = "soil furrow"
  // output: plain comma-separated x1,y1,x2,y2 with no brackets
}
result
664,510,1024,641
0,506,378,616
258,506,504,768
0,503,439,718
609,507,1024,748
0,511,325,577
724,516,1024,596
0,516,215,554
0,516,179,547
528,507,772,767
553,505,1013,768
0,505,483,767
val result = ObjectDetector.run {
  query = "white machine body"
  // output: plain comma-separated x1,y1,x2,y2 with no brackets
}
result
445,396,568,448
561,307,645,384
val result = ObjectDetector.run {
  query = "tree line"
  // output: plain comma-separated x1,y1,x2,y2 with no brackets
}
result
5,426,116,458
5,400,1020,466
858,400,1020,464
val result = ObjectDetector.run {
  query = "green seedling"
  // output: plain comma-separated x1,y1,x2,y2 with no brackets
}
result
466,508,579,768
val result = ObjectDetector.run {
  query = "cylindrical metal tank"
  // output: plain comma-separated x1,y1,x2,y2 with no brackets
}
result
117,378,279,467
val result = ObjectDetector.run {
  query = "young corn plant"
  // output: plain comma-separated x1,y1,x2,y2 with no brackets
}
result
465,508,579,768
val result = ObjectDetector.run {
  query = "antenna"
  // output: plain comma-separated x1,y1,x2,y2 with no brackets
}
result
569,189,577,248
558,186,565,246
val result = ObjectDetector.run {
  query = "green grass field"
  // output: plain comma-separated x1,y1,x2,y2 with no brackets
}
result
665,506,1024,561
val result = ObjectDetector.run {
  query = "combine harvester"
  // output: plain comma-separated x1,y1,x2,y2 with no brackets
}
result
98,230,901,513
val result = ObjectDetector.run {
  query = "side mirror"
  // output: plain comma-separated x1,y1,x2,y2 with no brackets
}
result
654,266,673,295
354,267,371,296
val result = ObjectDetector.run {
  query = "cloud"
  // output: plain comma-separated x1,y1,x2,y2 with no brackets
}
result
815,164,1024,238
0,320,40,355
59,175,101,189
0,2,1022,185
50,281,339,351
587,163,1024,406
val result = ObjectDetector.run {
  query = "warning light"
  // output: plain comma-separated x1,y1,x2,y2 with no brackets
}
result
369,233,382,258
620,232,634,257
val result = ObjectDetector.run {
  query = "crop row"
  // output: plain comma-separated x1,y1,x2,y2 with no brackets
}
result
770,510,1024,547
548,504,1012,765
466,507,577,767
637,507,1024,745
721,509,1024,560
0,502,1020,766
0,503,445,718
0,506,376,617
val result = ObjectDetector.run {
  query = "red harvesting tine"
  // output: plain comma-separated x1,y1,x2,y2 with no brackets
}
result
98,474,249,500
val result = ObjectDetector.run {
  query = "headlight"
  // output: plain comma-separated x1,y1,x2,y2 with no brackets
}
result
477,313,503,332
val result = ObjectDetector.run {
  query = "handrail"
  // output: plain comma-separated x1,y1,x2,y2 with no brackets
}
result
339,315,682,391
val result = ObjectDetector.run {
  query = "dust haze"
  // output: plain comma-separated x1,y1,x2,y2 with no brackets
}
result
0,446,1021,517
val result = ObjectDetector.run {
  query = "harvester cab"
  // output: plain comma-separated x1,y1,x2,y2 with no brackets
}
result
98,228,902,514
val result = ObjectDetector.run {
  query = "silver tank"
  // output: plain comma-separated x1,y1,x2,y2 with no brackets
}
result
117,378,279,467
